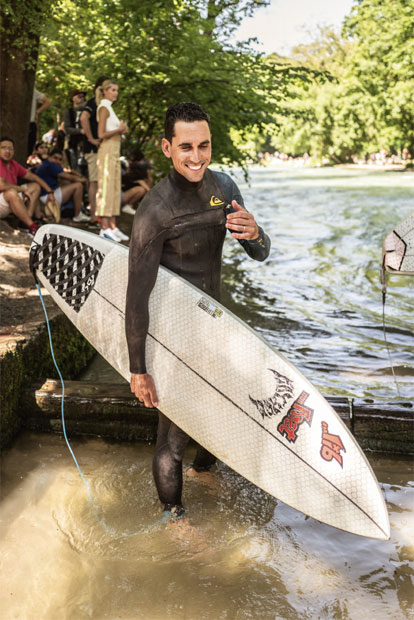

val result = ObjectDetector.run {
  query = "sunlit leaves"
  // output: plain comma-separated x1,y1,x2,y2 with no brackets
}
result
35,0,285,170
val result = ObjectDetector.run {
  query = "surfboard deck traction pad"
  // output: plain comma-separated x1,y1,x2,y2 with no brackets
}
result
32,233,104,312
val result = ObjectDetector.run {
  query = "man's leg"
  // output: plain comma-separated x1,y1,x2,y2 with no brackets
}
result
152,412,190,513
60,182,83,216
1,189,34,228
23,183,42,218
192,445,217,472
122,185,146,207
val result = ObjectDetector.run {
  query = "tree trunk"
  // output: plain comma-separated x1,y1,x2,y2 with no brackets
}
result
0,4,40,165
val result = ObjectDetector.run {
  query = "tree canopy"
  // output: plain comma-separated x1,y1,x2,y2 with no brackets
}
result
270,0,414,162
32,0,300,171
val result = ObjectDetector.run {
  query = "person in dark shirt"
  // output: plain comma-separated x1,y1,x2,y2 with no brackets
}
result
36,148,90,222
126,102,271,518
80,77,109,224
64,89,86,171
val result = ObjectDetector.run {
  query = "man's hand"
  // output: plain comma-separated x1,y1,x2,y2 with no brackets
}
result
89,137,101,148
130,373,159,408
225,200,259,240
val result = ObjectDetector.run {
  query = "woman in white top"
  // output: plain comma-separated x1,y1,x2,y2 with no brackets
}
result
96,79,129,242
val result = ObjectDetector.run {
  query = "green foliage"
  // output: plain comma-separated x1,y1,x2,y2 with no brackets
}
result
0,0,53,67
0,315,94,449
35,0,295,170
270,0,414,161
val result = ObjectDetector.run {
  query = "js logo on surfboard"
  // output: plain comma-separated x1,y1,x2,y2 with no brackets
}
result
320,421,346,467
277,391,314,443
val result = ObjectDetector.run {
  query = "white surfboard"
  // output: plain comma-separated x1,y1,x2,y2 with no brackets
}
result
382,211,414,275
31,224,390,540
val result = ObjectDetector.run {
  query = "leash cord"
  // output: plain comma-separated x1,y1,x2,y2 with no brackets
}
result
36,283,171,537
380,268,401,398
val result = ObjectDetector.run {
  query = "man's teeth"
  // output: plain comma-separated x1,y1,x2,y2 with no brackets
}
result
188,164,202,170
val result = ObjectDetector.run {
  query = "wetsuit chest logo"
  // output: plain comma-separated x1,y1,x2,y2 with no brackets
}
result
209,195,225,207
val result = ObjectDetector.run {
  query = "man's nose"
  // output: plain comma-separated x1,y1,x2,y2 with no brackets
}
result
190,148,201,161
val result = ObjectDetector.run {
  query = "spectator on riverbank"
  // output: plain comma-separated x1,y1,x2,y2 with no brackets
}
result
0,136,55,238
36,148,90,223
64,89,87,172
28,88,51,157
96,79,129,241
80,76,109,224
121,149,151,215
26,141,49,172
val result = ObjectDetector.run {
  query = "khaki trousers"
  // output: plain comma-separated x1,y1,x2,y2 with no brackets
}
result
96,135,121,217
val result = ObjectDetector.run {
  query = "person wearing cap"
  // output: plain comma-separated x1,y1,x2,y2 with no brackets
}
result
64,89,87,172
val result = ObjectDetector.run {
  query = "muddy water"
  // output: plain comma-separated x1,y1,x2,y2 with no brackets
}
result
1,166,413,619
0,432,413,620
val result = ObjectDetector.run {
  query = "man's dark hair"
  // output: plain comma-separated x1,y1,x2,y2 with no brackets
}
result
0,136,14,145
49,147,63,157
164,102,210,143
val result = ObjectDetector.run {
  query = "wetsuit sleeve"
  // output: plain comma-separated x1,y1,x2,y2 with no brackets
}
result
125,195,168,374
213,170,271,262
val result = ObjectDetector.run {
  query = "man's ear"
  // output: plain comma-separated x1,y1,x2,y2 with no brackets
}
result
161,138,172,158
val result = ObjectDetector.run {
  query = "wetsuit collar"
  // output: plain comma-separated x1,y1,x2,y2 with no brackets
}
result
170,168,205,192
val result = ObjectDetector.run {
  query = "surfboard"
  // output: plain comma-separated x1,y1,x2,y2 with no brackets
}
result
30,224,390,540
382,211,414,275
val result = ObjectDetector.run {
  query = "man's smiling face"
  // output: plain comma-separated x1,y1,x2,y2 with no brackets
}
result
161,120,211,183
0,140,14,163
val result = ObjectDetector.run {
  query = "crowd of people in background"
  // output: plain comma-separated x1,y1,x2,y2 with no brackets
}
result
258,149,413,168
0,77,152,240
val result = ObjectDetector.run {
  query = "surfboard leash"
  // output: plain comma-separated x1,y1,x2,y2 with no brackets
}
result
380,262,401,398
31,251,173,537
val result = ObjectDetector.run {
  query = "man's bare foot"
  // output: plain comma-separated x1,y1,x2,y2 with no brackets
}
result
184,466,218,492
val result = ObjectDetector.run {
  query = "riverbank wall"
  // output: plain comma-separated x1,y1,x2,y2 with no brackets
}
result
0,315,95,449
0,220,95,449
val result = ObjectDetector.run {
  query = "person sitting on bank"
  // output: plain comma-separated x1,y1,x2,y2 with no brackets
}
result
0,136,55,238
35,148,90,223
26,141,49,172
121,149,151,215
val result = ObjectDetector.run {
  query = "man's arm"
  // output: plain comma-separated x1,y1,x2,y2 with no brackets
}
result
64,108,83,136
58,170,88,185
0,177,24,193
125,197,167,408
214,170,271,261
21,170,54,200
80,109,100,148
36,95,51,118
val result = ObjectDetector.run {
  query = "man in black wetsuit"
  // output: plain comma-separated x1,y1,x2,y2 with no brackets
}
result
126,102,270,517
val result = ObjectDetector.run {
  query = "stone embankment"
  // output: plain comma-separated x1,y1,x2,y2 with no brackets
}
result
0,220,94,448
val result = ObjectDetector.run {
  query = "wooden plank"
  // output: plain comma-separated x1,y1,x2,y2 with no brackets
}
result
18,380,413,454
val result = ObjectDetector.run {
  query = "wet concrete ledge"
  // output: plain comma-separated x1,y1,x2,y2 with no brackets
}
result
18,379,414,455
0,317,95,450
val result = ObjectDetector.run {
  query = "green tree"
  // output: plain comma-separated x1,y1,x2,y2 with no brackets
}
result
34,0,294,172
270,0,414,162
343,0,414,156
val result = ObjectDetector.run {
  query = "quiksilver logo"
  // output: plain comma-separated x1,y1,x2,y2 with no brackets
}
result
210,196,224,207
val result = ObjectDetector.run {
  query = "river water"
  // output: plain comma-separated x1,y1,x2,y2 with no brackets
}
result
1,166,413,619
